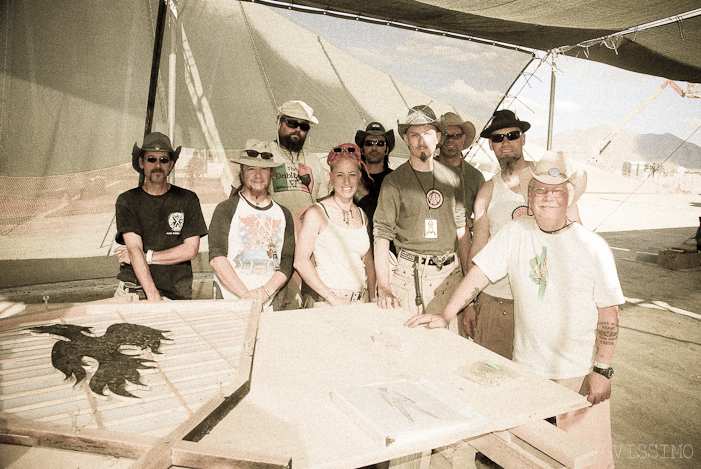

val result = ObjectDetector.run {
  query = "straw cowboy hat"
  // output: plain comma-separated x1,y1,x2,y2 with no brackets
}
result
519,151,587,206
131,132,181,172
397,105,447,148
230,139,279,168
441,112,476,150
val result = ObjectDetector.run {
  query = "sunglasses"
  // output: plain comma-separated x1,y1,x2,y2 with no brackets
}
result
145,156,171,164
245,149,273,160
282,118,310,132
488,130,522,143
333,147,357,153
446,132,464,141
364,140,386,147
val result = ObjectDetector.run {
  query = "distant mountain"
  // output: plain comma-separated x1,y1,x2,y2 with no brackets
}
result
534,126,701,171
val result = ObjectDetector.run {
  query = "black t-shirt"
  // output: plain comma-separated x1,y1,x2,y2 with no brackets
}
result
115,185,208,299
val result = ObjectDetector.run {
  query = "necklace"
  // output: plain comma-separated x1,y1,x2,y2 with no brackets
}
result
410,163,442,210
332,196,353,225
539,218,573,234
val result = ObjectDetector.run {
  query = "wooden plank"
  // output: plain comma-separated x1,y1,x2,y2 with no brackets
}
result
510,420,598,469
129,298,263,469
468,431,564,469
0,411,289,468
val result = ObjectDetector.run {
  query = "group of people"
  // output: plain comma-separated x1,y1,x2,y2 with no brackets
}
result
114,99,622,468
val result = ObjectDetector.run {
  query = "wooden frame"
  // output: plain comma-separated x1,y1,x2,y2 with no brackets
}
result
0,297,286,469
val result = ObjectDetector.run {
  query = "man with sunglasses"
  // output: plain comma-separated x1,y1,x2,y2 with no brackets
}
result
114,132,207,301
354,122,395,241
267,100,328,215
374,106,469,334
465,110,579,359
407,152,621,468
437,112,485,226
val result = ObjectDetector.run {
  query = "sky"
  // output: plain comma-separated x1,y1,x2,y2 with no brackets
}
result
282,9,701,148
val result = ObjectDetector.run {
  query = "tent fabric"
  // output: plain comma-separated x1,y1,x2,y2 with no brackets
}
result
0,0,529,270
251,0,701,82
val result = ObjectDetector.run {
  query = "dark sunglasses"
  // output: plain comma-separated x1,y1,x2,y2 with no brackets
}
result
245,150,273,160
145,156,171,164
333,147,357,153
282,118,310,132
446,132,464,141
489,130,522,143
364,140,386,147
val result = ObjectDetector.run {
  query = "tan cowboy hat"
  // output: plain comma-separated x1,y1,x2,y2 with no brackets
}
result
397,105,447,148
441,112,476,150
519,151,587,206
230,139,279,168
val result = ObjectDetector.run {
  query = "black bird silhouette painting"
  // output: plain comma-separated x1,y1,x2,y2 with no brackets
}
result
29,323,171,399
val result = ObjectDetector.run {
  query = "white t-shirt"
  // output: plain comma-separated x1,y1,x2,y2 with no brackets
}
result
474,217,625,379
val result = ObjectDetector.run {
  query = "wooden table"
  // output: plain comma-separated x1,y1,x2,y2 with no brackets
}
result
200,303,591,468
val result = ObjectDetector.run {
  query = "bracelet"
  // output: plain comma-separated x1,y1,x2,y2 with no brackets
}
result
262,286,272,297
146,250,154,265
593,360,611,369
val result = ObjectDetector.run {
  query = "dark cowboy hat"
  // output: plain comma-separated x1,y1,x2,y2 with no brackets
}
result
397,105,447,148
480,109,531,139
131,132,181,172
354,122,395,153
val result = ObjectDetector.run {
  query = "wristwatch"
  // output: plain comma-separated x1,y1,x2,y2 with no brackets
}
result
593,365,614,379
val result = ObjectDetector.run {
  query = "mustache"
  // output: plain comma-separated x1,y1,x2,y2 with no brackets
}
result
536,202,560,208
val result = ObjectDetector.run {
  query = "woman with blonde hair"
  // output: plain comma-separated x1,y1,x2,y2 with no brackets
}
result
295,143,376,305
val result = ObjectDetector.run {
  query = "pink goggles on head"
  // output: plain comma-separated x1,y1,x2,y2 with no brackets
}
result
327,143,373,182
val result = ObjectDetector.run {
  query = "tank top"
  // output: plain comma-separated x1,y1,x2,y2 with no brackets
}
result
482,172,530,299
312,203,370,292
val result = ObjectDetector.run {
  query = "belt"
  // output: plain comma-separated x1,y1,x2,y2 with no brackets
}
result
330,288,366,303
398,250,456,267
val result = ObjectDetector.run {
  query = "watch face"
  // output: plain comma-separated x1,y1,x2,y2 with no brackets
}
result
594,366,614,378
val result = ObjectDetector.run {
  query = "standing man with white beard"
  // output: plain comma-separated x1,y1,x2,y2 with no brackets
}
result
464,110,580,358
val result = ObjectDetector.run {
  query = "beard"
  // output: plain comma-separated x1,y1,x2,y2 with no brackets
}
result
279,133,306,152
500,156,519,175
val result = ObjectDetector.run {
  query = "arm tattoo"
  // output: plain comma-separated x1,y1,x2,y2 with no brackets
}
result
462,288,480,309
597,321,619,346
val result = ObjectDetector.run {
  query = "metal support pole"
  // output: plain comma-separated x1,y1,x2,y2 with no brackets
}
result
546,53,556,151
144,0,168,137
168,3,177,184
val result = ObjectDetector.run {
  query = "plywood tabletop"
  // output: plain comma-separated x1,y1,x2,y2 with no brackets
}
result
201,303,589,469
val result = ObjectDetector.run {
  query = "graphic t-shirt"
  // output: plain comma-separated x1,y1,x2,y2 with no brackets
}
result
474,217,625,379
115,185,207,300
208,193,295,301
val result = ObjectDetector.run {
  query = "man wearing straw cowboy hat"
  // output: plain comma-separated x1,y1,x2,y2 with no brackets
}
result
114,132,208,301
407,151,622,468
437,112,485,225
374,105,469,334
210,140,295,310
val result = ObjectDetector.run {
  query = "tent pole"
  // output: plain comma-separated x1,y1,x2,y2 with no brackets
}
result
546,53,557,151
168,4,177,184
144,0,168,137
